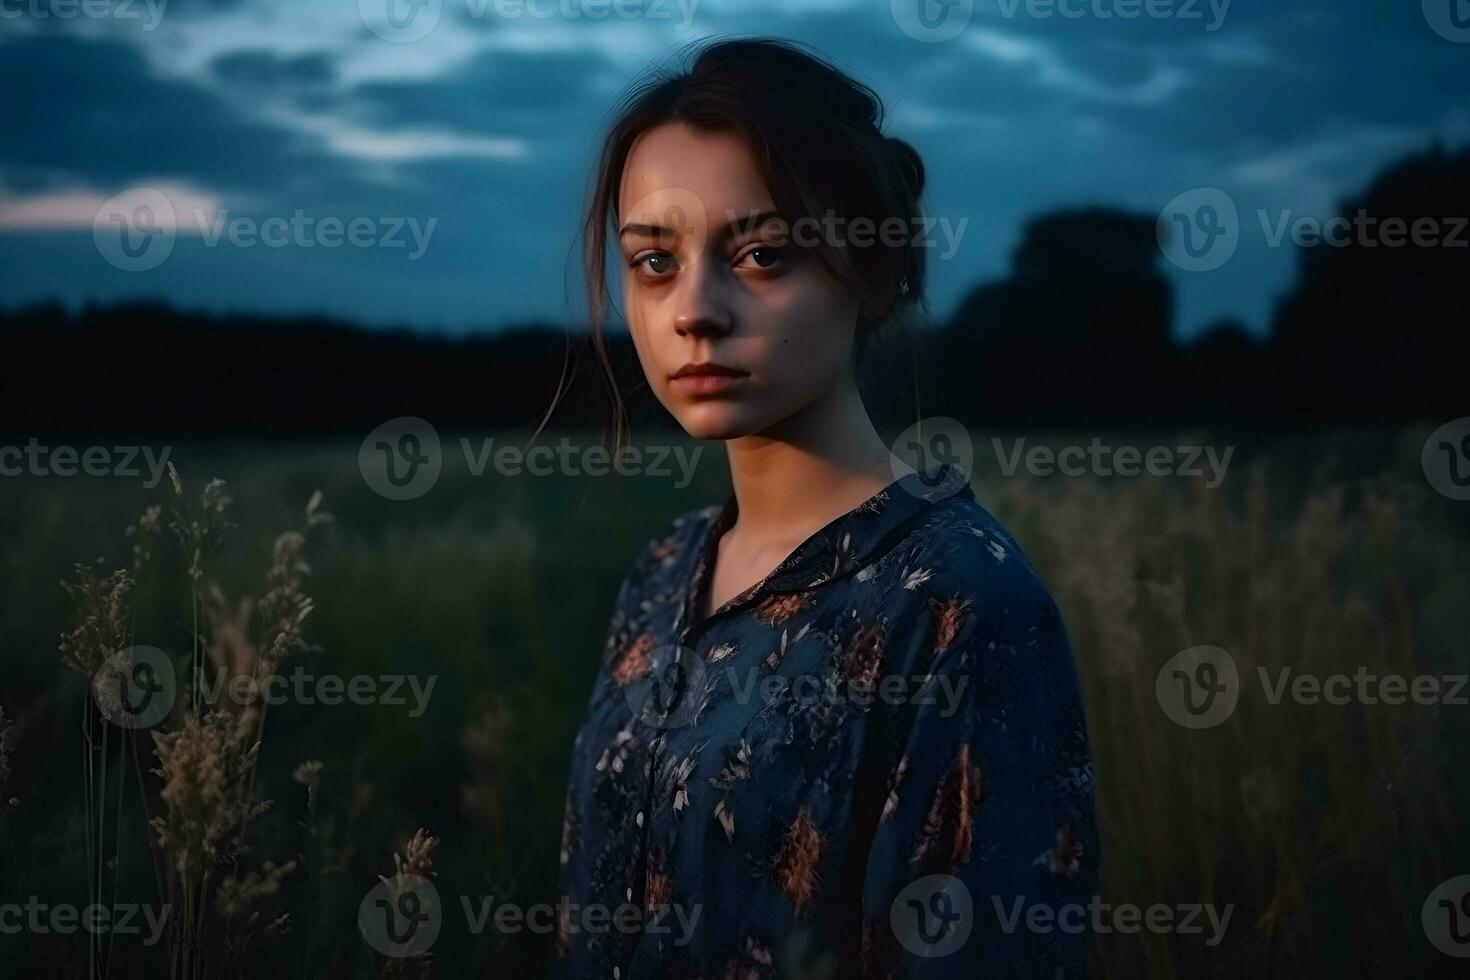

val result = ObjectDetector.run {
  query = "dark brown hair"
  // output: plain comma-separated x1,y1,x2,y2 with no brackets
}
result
578,37,929,438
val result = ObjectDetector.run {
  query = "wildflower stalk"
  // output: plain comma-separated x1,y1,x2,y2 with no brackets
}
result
293,761,323,980
0,710,33,972
60,473,322,980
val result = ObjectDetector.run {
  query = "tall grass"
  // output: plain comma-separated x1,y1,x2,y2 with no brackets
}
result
982,461,1468,977
0,428,1464,977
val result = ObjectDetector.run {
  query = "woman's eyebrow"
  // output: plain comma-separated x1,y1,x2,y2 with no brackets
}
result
618,221,675,240
618,209,784,244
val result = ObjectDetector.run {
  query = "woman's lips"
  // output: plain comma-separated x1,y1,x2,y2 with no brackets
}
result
670,373,743,395
669,363,747,395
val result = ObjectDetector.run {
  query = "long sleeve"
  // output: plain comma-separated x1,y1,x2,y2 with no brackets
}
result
859,591,1097,978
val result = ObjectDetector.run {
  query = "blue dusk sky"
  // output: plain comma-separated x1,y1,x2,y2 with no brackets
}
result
1,0,1466,338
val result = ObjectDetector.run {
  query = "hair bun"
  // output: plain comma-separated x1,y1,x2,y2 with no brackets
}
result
885,137,926,199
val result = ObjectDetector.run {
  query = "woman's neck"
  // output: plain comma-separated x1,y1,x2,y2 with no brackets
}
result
722,372,894,551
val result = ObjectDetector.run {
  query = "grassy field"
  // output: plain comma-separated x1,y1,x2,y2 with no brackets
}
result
0,424,1467,978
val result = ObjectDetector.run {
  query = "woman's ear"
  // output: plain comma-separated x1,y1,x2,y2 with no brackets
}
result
857,271,903,323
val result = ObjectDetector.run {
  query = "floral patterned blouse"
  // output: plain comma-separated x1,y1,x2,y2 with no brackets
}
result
556,467,1097,979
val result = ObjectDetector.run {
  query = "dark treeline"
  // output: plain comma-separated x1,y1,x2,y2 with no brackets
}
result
2,144,1465,437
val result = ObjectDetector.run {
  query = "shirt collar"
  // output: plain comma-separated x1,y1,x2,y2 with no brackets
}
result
693,463,972,605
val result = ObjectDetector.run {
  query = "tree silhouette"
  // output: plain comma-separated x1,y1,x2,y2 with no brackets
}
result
937,208,1175,425
1270,142,1469,421
2,146,1465,435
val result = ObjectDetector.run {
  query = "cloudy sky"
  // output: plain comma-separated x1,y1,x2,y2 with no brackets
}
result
1,0,1466,338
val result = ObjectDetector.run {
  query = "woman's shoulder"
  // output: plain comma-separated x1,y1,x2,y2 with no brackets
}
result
897,490,1055,604
617,501,724,592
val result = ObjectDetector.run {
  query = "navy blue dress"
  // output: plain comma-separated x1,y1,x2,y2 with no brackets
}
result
556,468,1097,978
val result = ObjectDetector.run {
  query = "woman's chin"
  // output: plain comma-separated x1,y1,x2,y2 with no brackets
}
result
672,402,762,442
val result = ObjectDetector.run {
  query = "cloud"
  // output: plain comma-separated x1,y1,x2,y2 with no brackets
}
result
0,34,328,193
323,128,532,162
962,27,1191,106
210,48,338,91
339,48,612,134
0,183,223,232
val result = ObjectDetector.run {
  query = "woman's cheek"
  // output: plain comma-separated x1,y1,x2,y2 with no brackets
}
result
625,294,669,399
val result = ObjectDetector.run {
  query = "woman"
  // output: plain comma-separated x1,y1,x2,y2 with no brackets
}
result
557,38,1096,979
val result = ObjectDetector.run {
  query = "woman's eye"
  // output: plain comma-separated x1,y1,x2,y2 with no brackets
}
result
632,252,677,278
735,245,785,271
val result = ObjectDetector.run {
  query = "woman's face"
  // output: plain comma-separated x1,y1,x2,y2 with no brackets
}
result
616,121,862,441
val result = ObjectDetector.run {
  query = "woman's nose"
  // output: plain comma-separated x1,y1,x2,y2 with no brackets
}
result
672,262,734,340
